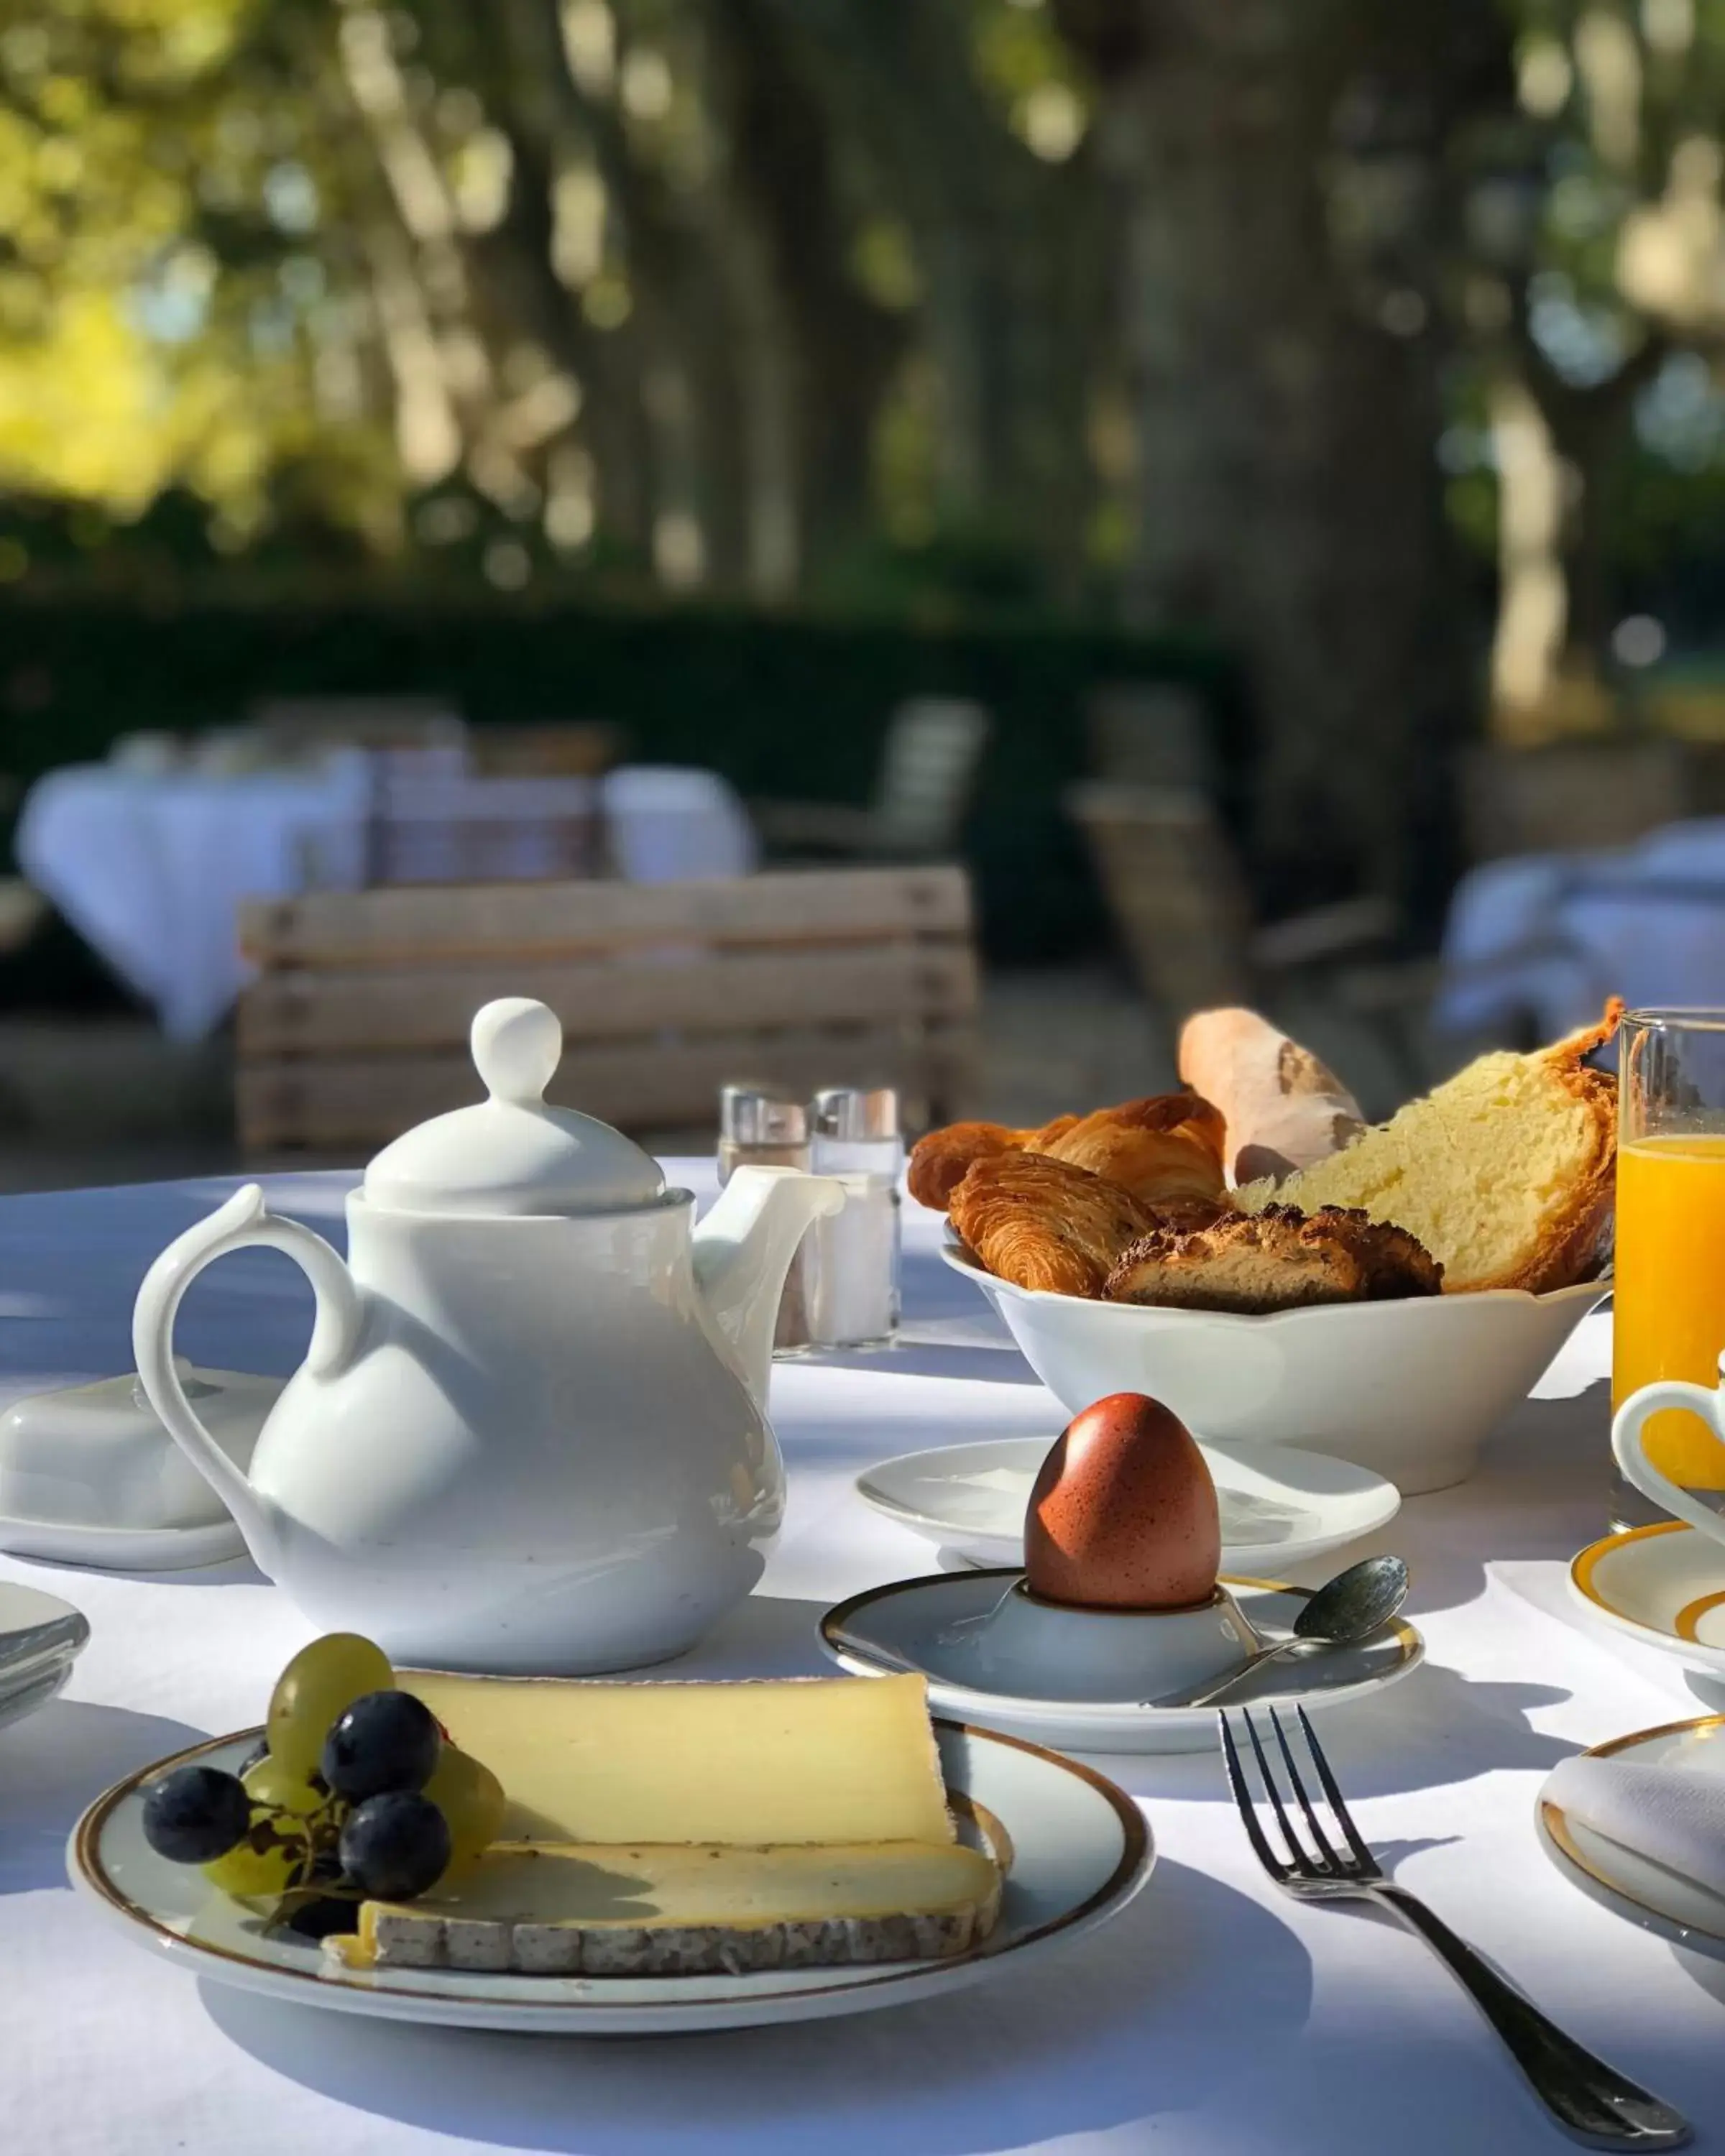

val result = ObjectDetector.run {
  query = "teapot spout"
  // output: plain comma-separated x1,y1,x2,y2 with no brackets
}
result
692,1166,844,1410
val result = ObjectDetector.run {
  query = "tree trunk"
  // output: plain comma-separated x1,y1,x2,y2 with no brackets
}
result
1060,0,1504,921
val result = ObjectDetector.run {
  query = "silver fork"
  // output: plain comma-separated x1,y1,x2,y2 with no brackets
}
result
1220,1705,1690,2151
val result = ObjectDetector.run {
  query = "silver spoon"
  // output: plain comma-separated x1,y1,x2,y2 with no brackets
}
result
1159,1554,1409,1710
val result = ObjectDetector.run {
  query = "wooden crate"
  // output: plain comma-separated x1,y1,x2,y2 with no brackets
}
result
236,866,978,1156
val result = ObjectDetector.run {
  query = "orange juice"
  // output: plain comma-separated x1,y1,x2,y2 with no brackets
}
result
1614,1133,1725,1489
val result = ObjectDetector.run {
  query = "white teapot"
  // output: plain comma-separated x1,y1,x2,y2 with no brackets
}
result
132,999,842,1674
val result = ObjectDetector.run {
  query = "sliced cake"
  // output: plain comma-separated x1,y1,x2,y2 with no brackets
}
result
1236,1003,1620,1293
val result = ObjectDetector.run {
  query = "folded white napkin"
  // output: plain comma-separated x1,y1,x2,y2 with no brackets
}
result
1544,1753,1725,1901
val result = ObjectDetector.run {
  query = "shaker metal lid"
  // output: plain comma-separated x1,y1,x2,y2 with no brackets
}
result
363,998,666,1216
811,1087,900,1141
719,1087,809,1148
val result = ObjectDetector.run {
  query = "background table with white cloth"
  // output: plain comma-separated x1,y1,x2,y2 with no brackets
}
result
1,1165,1722,2152
1436,818,1725,1041
16,763,758,1041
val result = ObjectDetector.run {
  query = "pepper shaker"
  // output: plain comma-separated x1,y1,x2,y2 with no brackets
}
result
717,1087,812,1354
806,1087,903,1350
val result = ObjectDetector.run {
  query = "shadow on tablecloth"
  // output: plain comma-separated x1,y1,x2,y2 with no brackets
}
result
1,1698,206,1895
198,1857,1313,2152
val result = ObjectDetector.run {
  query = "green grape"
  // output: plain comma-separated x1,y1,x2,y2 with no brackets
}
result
242,1754,326,1818
201,1831,306,1899
423,1744,506,1866
266,1634,394,1782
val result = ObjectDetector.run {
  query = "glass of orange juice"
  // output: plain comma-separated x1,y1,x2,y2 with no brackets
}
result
1613,1008,1725,1529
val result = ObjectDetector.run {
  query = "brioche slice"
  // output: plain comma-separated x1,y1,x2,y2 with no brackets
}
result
1105,1204,1442,1314
1238,1003,1621,1294
949,1151,1154,1297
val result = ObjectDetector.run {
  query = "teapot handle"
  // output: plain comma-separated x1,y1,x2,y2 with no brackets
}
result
132,1184,364,1575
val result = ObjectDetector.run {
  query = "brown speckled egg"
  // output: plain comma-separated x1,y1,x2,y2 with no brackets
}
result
1024,1393,1220,1610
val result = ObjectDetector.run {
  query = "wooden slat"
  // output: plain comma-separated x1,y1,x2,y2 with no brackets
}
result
239,943,978,1058
242,866,972,970
237,1024,978,1153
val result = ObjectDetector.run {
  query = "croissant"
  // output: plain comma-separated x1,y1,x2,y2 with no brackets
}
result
906,1113,1082,1211
1037,1095,1227,1211
949,1152,1155,1299
1105,1204,1442,1314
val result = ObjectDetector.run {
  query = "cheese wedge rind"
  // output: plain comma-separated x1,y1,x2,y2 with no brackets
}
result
348,1838,1002,1975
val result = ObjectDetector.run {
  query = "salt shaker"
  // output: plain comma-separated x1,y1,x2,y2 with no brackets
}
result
807,1087,903,1350
717,1087,812,1354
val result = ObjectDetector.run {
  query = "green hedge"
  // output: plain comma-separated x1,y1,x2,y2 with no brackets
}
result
0,596,1246,963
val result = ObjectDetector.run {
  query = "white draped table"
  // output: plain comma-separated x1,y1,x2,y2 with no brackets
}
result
16,764,758,1041
1,1166,1722,2155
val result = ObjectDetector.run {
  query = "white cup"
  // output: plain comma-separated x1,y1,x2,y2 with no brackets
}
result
1612,1370,1725,1548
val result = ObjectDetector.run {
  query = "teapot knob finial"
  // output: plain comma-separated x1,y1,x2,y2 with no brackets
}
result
472,998,563,1105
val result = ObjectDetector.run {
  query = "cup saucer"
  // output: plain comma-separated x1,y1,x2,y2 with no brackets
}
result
818,1567,1423,1754
1569,1522,1725,1678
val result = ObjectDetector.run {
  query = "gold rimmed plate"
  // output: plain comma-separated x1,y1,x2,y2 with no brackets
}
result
67,1718,1153,2035
1537,1715,1725,1961
1568,1523,1725,1677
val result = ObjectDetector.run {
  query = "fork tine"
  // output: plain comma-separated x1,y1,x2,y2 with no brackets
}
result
1218,1711,1291,1880
1240,1707,1317,1872
1294,1705,1376,1871
1268,1708,1342,1873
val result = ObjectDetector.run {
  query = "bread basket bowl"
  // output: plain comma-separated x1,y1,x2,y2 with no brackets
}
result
941,1239,1606,1494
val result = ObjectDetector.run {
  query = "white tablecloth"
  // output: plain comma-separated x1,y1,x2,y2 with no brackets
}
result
1,1166,1722,2154
16,764,760,1042
1436,819,1725,1038
17,759,374,1041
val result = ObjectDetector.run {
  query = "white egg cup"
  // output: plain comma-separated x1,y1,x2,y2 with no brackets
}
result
932,1575,1259,1705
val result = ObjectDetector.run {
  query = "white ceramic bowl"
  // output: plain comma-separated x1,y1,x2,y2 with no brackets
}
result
941,1243,1606,1494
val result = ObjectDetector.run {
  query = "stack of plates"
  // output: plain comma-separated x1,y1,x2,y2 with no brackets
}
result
0,1581,88,1733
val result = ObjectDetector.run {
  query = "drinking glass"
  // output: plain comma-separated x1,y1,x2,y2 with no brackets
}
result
1612,1009,1725,1531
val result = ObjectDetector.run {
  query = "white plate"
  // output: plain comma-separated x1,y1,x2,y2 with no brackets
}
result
0,1654,75,1733
821,1570,1424,1754
69,1721,1154,2035
1538,1715,1725,1961
1568,1522,1725,1678
855,1435,1401,1575
0,1514,247,1573
0,1579,89,1684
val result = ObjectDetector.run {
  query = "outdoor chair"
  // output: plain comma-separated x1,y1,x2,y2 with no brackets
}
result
753,699,991,862
1065,781,1433,1095
235,865,978,1153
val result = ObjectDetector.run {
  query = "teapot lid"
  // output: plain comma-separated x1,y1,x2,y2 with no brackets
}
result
362,999,666,1217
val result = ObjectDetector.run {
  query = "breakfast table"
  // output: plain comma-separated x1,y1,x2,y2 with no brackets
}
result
2,1164,1723,2154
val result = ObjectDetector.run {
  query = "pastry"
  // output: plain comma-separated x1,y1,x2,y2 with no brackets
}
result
1036,1094,1228,1211
1105,1204,1443,1314
906,1115,1080,1211
1237,1002,1622,1294
949,1151,1155,1298
1177,1008,1364,1185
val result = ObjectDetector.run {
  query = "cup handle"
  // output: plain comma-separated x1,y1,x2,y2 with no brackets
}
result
1612,1380,1725,1539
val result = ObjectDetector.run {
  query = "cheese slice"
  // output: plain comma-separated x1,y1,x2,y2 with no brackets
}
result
402,1671,954,1847
341,1838,1002,1975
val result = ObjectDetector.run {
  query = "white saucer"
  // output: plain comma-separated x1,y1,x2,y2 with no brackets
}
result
856,1435,1401,1575
0,1654,75,1734
819,1568,1424,1754
0,1514,247,1573
1538,1715,1725,1961
70,1720,1153,2035
1568,1523,1725,1678
0,1578,90,1680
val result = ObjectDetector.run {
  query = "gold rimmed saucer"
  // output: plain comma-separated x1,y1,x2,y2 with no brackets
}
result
1537,1715,1725,1961
1568,1523,1725,1677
